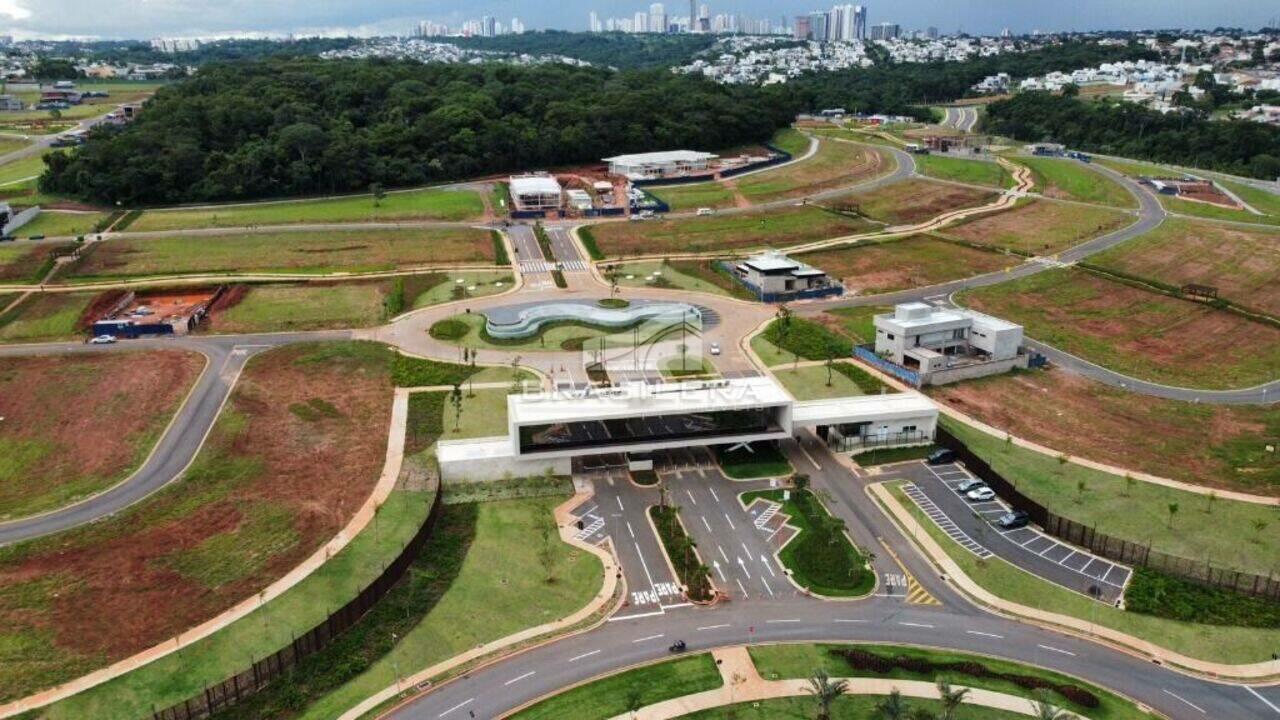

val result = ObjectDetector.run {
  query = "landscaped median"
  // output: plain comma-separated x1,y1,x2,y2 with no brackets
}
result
740,489,874,598
874,480,1280,671
650,505,716,602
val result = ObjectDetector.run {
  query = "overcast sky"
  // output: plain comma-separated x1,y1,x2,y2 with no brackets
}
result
2,0,1277,41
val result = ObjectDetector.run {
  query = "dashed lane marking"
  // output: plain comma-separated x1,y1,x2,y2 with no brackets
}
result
438,698,473,718
966,630,1004,639
569,650,600,662
1162,689,1206,714
1037,644,1076,657
504,671,535,686
633,633,665,643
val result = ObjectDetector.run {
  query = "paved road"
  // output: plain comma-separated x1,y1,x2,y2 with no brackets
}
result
386,434,1280,720
941,106,980,133
0,330,350,545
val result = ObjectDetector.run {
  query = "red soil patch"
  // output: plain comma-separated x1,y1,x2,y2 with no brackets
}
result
0,343,391,673
928,369,1278,495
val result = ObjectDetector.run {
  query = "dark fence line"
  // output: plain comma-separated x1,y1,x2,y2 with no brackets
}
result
934,427,1280,601
153,481,444,720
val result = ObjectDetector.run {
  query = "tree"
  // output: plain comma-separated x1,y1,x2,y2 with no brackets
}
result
825,342,837,387
449,383,464,432
1167,501,1179,528
1253,519,1269,543
936,679,969,720
1032,692,1068,720
874,689,911,720
1123,473,1134,497
370,181,386,207
1075,478,1087,502
625,689,644,719
775,303,793,346
805,669,848,720
536,503,557,583
793,473,810,491
1205,490,1216,514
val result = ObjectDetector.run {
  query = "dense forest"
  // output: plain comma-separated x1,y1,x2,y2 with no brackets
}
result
39,60,791,204
983,92,1280,179
773,40,1159,118
445,31,719,69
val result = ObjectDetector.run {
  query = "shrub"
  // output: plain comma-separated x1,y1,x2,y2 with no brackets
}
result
578,226,604,260
551,269,568,288
649,505,713,601
763,317,852,360
832,362,891,394
428,318,472,341
1124,567,1280,628
490,230,510,265
391,353,476,388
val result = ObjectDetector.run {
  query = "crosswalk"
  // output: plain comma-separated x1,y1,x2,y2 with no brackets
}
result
517,259,589,273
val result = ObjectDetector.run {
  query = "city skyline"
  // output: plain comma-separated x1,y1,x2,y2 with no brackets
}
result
2,0,1279,41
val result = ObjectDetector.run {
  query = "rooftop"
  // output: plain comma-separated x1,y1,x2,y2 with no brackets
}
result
603,150,719,165
508,376,792,427
792,392,938,426
509,174,562,195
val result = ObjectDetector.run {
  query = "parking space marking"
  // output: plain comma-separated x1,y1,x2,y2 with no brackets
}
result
1243,686,1280,715
902,483,993,559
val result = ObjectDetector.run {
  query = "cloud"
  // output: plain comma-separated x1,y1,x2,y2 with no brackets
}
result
0,0,31,21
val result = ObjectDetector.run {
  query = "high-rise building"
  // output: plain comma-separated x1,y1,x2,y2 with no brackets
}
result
869,21,899,40
511,17,525,33
853,5,867,40
807,11,829,42
699,4,711,32
634,11,648,32
649,3,667,34
482,15,497,37
589,11,601,32
926,26,938,39
793,15,811,40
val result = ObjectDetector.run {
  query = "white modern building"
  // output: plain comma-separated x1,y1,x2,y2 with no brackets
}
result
872,303,1028,385
604,150,719,179
732,250,840,301
508,174,563,211
438,376,938,482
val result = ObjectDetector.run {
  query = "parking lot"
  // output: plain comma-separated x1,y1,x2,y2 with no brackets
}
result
899,461,1131,604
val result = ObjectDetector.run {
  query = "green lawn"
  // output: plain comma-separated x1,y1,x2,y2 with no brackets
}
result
69,227,494,279
511,654,722,720
770,127,811,156
772,363,878,400
750,644,1147,720
1094,157,1178,178
650,182,737,211
295,495,602,719
1219,179,1280,217
660,355,718,379
612,260,739,298
736,137,875,203
33,488,433,719
411,271,513,308
750,317,853,368
944,419,1280,578
432,311,694,354
823,305,890,344
0,153,50,188
213,283,389,333
128,187,485,231
960,267,1280,389
685,696,1027,720
1160,193,1280,227
0,291,94,342
440,387,511,439
714,443,793,479
588,205,873,257
842,179,998,226
914,154,1014,188
741,489,874,597
0,137,30,155
1018,156,1136,208
11,211,107,238
886,481,1280,664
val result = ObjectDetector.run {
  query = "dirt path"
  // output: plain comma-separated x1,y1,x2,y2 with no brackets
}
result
721,177,751,209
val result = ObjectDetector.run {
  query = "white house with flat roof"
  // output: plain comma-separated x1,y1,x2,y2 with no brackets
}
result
872,302,1027,385
437,376,938,482
604,150,718,179
732,250,840,301
508,174,563,211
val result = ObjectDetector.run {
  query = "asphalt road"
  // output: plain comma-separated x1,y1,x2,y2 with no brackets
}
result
385,434,1280,720
941,106,980,133
0,330,350,545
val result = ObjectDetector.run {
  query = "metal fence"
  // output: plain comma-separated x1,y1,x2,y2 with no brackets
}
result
831,430,933,453
934,427,1280,600
152,481,444,720
852,345,921,387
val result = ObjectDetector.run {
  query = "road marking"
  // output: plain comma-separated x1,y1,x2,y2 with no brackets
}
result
608,609,666,622
708,487,720,502
438,698,474,717
632,633,665,643
966,630,1004,639
760,575,775,597
568,650,601,662
737,556,752,579
686,489,698,505
627,521,635,539
713,560,726,581
1162,689,1206,714
766,618,800,624
760,554,777,577
1037,644,1076,657
717,544,729,562
702,516,713,532
662,602,694,610
633,541,658,600
504,671,535,686
741,541,752,557
797,443,821,469
1244,686,1280,715
698,623,731,631
898,622,935,629
723,513,736,530
832,618,868,624
736,578,750,599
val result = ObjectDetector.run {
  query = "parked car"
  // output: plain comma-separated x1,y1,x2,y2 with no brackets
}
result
709,342,721,356
995,510,1030,529
956,478,986,493
87,335,117,344
696,207,715,216
966,486,996,502
926,448,956,465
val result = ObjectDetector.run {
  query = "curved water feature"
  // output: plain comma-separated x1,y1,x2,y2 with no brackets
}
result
484,299,702,339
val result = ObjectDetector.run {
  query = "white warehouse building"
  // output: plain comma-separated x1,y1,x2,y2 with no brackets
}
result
508,174,563,211
437,376,938,482
603,150,718,179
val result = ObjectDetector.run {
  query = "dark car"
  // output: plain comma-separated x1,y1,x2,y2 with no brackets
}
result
926,448,956,465
995,510,1030,530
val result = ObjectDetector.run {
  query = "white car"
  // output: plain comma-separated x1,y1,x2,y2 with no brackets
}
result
87,335,117,345
696,207,715,216
956,478,986,493
709,342,721,356
966,487,996,502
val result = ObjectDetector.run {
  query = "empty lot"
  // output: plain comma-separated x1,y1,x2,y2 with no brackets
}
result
1089,218,1280,317
842,179,998,225
797,235,1012,295
735,138,884,203
587,206,874,257
961,267,1280,389
943,199,1129,255
1018,156,1135,208
69,227,495,279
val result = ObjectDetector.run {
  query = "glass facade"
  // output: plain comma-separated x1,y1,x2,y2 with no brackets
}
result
518,407,783,454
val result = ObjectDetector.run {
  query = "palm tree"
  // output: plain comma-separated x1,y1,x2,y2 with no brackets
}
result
936,679,969,720
1032,691,1068,720
806,668,849,720
874,689,911,719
